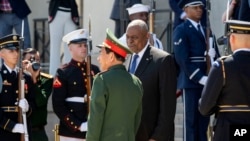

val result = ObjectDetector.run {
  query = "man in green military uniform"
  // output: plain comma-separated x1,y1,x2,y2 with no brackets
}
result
86,29,143,141
22,48,53,141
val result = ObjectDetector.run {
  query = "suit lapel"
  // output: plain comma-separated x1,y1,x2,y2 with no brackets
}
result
135,46,152,76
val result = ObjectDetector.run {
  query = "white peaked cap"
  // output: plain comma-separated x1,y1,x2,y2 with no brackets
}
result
126,4,150,15
62,29,89,44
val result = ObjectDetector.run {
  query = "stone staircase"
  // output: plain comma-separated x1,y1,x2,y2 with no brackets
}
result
175,97,183,141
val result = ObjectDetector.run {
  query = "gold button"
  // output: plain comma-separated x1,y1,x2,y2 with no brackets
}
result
77,63,80,66
71,122,73,125
75,126,77,128
67,118,69,120
16,90,18,93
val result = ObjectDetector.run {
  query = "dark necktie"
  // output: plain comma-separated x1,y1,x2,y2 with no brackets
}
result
129,54,139,74
197,24,205,38
10,71,16,80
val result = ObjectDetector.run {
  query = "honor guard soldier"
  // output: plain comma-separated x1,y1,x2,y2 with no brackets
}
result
0,34,35,141
173,0,218,140
199,20,250,141
86,29,143,141
52,29,100,141
22,48,53,141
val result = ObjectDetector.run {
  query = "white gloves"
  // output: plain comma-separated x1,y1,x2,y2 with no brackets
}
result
18,99,29,112
199,76,208,85
79,122,88,132
208,48,216,58
12,123,24,133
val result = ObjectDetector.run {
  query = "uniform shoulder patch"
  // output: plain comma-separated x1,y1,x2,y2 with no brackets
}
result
94,70,108,77
53,77,62,88
40,72,53,79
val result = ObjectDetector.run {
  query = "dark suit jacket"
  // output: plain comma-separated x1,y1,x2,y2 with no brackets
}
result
0,0,31,19
131,46,177,141
110,0,141,20
173,20,207,89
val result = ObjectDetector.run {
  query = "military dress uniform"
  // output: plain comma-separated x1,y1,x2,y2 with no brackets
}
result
0,35,35,141
30,72,53,141
199,20,250,141
173,1,211,141
52,59,99,139
86,28,143,141
0,65,35,141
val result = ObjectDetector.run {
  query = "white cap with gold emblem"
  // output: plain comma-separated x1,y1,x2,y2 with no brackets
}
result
62,29,89,45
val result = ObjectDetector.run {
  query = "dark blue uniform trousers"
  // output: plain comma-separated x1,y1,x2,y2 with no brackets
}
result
183,88,209,141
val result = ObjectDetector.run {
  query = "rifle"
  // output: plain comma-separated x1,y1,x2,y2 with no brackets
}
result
224,0,232,55
149,0,156,33
86,17,92,114
18,20,29,141
205,0,213,74
205,1,214,140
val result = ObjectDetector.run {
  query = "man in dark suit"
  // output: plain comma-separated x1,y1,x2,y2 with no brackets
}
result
110,0,141,37
199,20,250,141
173,0,217,141
126,19,177,141
0,0,31,48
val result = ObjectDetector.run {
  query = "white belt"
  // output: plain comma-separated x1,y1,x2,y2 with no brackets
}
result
65,97,85,103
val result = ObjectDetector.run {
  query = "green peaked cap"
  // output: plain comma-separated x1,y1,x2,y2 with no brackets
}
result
97,28,132,58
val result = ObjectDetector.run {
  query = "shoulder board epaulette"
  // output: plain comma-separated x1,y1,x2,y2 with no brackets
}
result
95,70,108,77
40,72,53,79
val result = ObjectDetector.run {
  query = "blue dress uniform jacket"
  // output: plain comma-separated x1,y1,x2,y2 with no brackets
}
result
173,19,209,141
199,50,250,141
173,19,207,89
52,59,99,139
0,64,35,141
